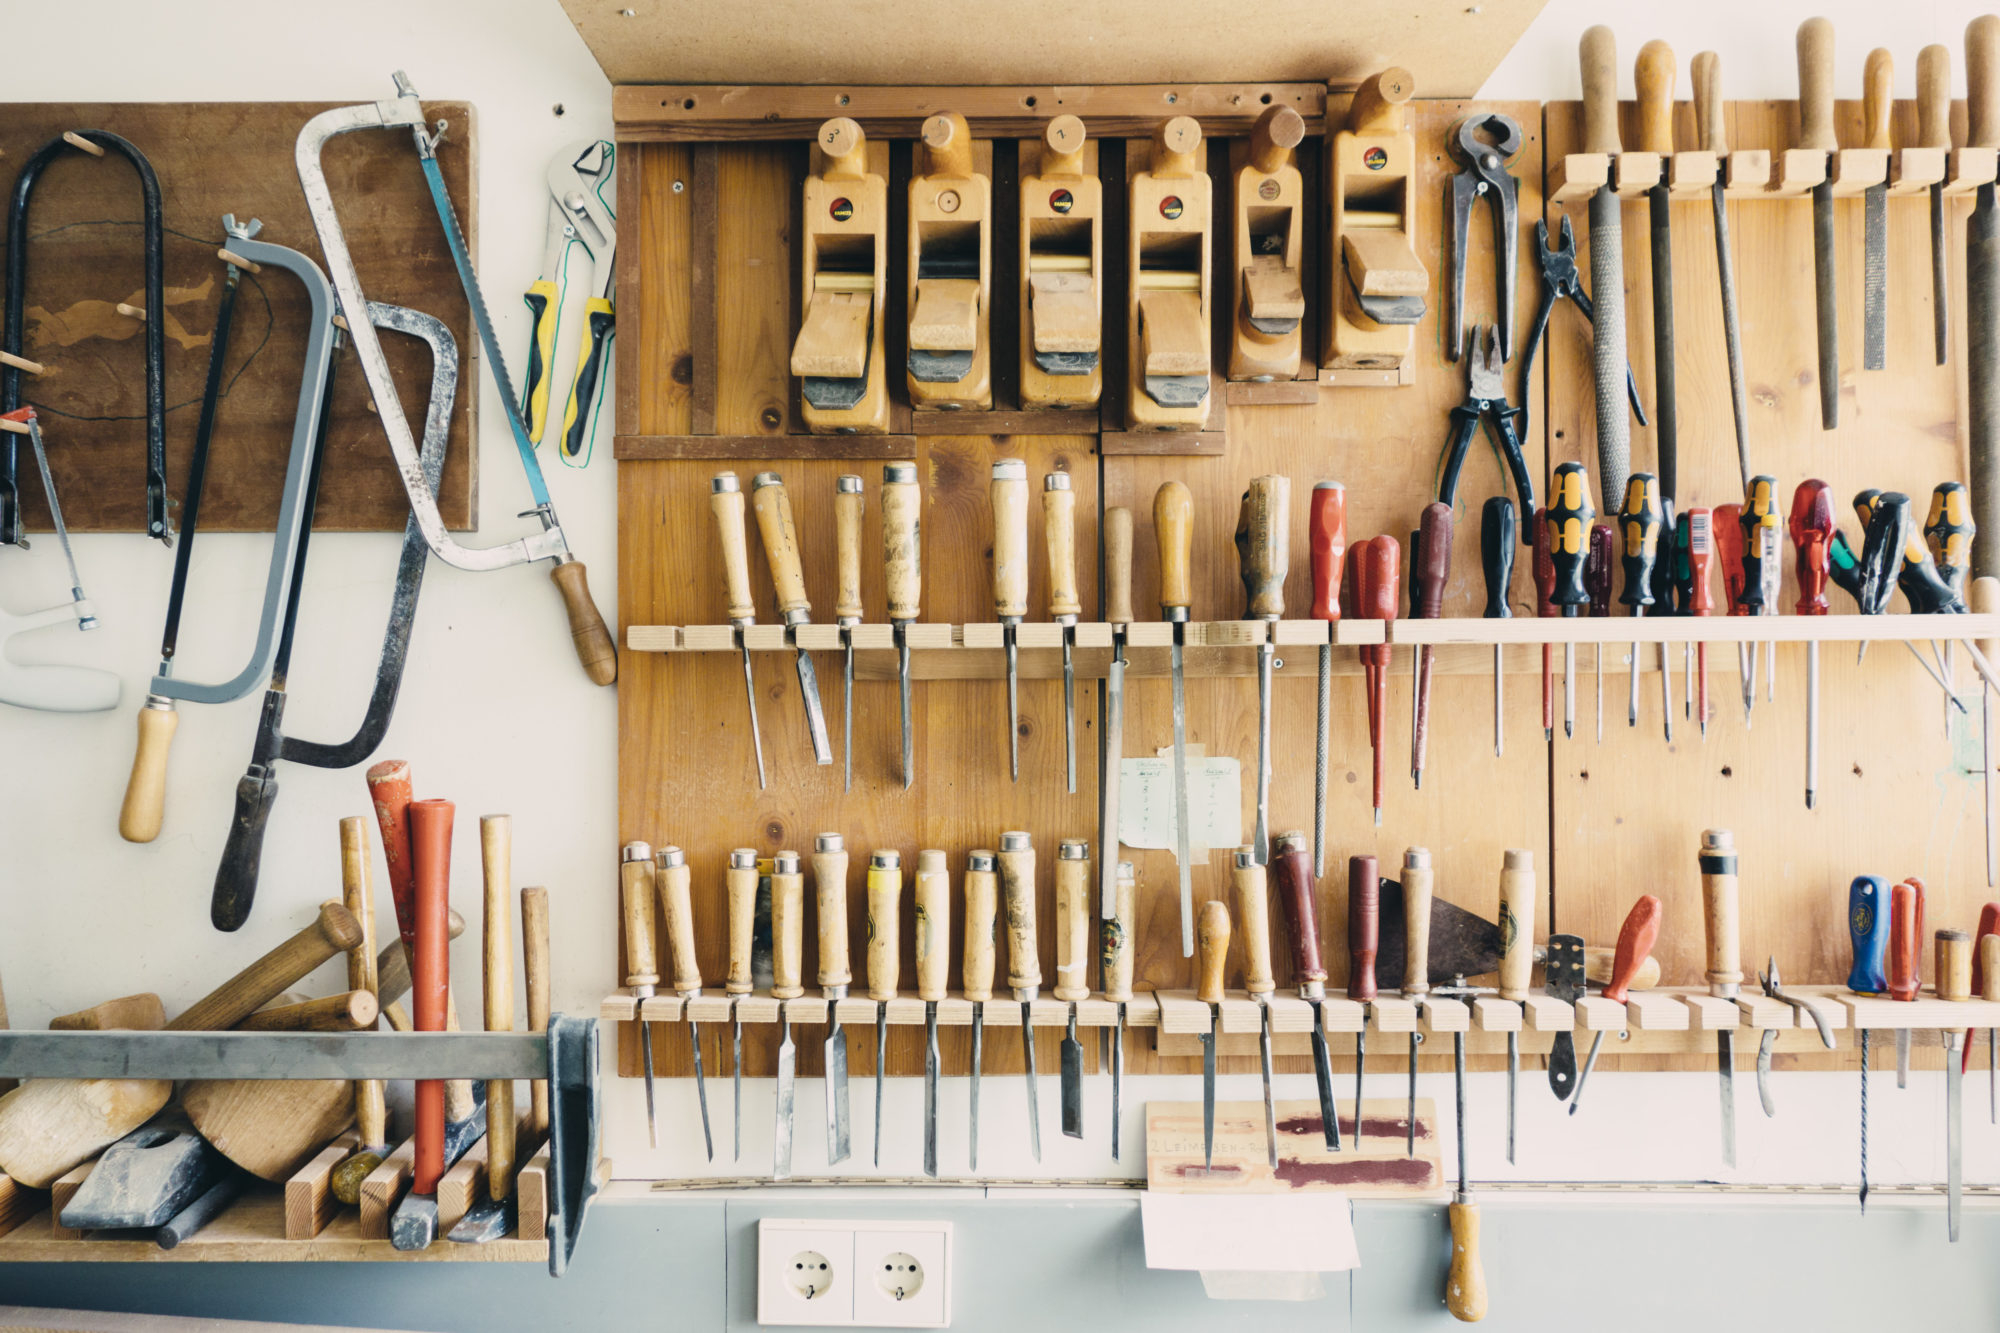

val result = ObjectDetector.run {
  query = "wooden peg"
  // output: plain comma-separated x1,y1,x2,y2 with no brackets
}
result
1196,900,1231,1005
0,350,45,376
62,131,104,157
1346,68,1414,137
217,247,262,274
0,418,30,437
115,302,146,322
1938,930,1974,1002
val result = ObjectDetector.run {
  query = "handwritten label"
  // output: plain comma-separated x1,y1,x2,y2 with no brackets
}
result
1118,756,1242,853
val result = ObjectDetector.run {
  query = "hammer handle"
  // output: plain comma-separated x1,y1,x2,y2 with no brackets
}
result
408,798,454,1197
366,759,418,949
522,886,552,1136
481,815,518,1202
166,902,362,1032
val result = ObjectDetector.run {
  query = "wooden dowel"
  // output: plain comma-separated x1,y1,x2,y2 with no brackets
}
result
62,132,104,157
0,350,45,376
217,247,262,274
0,419,30,436
115,302,145,322
239,989,380,1032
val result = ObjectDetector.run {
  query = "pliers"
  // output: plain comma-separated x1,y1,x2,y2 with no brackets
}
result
1445,113,1521,363
1520,216,1646,441
1755,957,1836,1116
1438,325,1535,537
523,139,616,462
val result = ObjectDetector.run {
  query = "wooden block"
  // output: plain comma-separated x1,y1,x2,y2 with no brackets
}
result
283,1130,358,1241
1030,272,1098,352
1125,993,1163,1027
1147,1098,1442,1196
1266,995,1314,1033
358,1136,416,1241
796,624,841,650
1623,991,1691,1031
1520,994,1572,1031
1945,145,2000,194
517,1144,551,1242
1721,148,1772,194
1609,150,1662,196
1319,998,1366,1033
1340,229,1425,296
1828,147,1890,196
734,995,784,1023
1547,152,1607,201
436,1134,490,1233
791,291,871,377
685,995,733,1023
1138,289,1207,375
1370,997,1417,1032
599,994,640,1024
909,277,980,351
1889,146,1949,194
1472,997,1522,1032
1735,995,1794,1030
1417,997,1469,1033
637,995,685,1022
0,1173,42,1241
1217,996,1261,1034
1575,996,1626,1031
1156,990,1212,1035
1271,619,1330,647
1769,146,1828,196
1682,994,1740,1030
47,1161,92,1240
1665,149,1720,197
1241,254,1304,321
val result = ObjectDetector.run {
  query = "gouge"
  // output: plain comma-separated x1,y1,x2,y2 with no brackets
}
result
1349,854,1379,1150
1580,24,1632,501
1102,859,1136,1159
1157,480,1196,952
726,847,757,1162
657,844,712,1161
1496,848,1535,1164
992,460,1029,782
812,834,854,1166
710,473,766,788
1274,831,1339,1149
1401,848,1432,1154
1102,507,1133,914
1236,476,1289,860
750,472,833,765
1798,17,1841,428
964,849,999,1170
916,849,950,1177
770,850,803,1179
1700,829,1742,1165
867,848,902,1167
1233,847,1278,1167
834,474,864,791
1057,840,1091,1139
1310,484,1347,876
999,831,1043,1161
1197,898,1230,1170
619,841,660,1148
883,463,923,789
1046,473,1082,793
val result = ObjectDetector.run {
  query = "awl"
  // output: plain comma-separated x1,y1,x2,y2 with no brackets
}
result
750,472,833,765
1848,873,1891,1211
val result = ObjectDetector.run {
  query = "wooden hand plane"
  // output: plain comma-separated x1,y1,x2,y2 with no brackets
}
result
908,112,992,410
1326,69,1428,385
793,117,890,432
1019,114,1102,409
1127,116,1212,430
1230,105,1308,381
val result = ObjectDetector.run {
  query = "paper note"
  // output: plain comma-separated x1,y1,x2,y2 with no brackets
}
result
1118,756,1242,853
1140,1191,1359,1274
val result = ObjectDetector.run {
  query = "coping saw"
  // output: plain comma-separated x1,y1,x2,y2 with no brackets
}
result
0,407,115,713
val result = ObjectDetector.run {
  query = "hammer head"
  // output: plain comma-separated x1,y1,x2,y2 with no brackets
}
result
59,1117,227,1230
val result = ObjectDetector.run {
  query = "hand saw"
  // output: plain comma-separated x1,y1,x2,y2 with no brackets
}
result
294,75,616,686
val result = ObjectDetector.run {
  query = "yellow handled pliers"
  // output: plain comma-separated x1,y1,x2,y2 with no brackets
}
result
523,139,616,462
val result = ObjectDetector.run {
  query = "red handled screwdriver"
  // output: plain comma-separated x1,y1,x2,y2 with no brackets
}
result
1789,480,1834,808
1310,483,1347,880
1686,508,1715,738
1353,536,1400,825
1411,502,1452,789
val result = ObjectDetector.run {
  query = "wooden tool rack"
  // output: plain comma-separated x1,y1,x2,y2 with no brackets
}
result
613,78,2000,1119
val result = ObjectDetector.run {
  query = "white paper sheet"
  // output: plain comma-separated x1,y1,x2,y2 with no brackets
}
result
1139,1192,1360,1275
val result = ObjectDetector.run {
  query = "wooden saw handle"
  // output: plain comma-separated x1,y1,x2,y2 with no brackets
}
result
963,851,999,1003
916,850,950,1003
1496,848,1536,1003
1044,473,1082,621
1104,506,1135,625
998,833,1041,995
551,560,617,685
1635,39,1677,157
1796,18,1839,154
991,460,1029,619
813,836,852,991
1232,850,1276,996
1055,841,1091,1002
118,698,176,843
1580,25,1623,157
1692,51,1727,157
882,462,922,622
834,475,864,623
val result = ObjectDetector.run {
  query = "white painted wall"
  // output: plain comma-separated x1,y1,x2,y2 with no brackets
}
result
0,0,1995,1207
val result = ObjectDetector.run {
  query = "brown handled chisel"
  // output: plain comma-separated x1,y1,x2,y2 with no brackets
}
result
1232,848,1278,1167
812,834,853,1166
999,831,1043,1161
1274,832,1339,1150
750,472,833,766
1349,855,1379,1150
725,847,757,1161
657,845,712,1161
1057,840,1091,1139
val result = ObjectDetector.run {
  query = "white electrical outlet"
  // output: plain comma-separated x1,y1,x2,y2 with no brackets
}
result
757,1219,953,1328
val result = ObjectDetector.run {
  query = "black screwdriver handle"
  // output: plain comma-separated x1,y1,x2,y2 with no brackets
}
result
1618,472,1663,611
1859,494,1911,616
1737,475,1780,614
1481,496,1516,619
1547,462,1596,615
1926,481,1975,601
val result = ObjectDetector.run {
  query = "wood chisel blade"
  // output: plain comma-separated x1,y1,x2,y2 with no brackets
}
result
731,1011,742,1162
1310,1018,1340,1150
791,640,833,765
641,1020,657,1148
1201,1026,1216,1170
924,1002,939,1178
824,1002,851,1165
874,1005,887,1167
1172,636,1193,956
773,1015,795,1180
1757,1028,1777,1117
1061,1007,1083,1139
1261,1003,1278,1168
969,1003,983,1172
1112,1004,1126,1160
689,1020,713,1161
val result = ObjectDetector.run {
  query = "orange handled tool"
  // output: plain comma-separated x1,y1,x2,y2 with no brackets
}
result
408,797,455,1197
1570,893,1663,1115
1353,536,1400,825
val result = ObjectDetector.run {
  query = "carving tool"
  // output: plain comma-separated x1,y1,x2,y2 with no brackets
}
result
1349,854,1379,1150
1848,874,1890,1211
1939,928,1972,1240
523,140,616,458
726,847,757,1162
1354,536,1400,824
1046,473,1082,794
1400,849,1432,1154
751,472,833,766
1862,48,1892,372
1692,53,1753,490
1791,481,1835,807
619,842,660,1147
1617,475,1662,734
1497,849,1535,1163
1410,503,1451,789
1636,41,1679,500
867,849,902,1167
1700,829,1742,1165
1892,877,1926,1088
1444,967,1485,1324
1586,521,1612,743
1102,859,1137,1159
1310,484,1346,875
1057,841,1091,1139
1570,895,1663,1115
1274,832,1339,1149
1797,18,1841,428
1197,899,1230,1170
999,832,1043,1161
770,850,803,1179
991,459,1029,781
710,473,766,789
1236,476,1289,858
964,849,999,1170
1544,934,1584,1101
1482,497,1515,756
883,462,922,789
916,849,950,1177
1156,480,1197,950
1580,25,1631,503
1548,463,1596,740
657,845,711,1161
1102,507,1133,912
1919,45,1953,365
812,834,853,1166
835,475,864,791
1756,957,1837,1117
1233,848,1279,1166
1534,509,1555,742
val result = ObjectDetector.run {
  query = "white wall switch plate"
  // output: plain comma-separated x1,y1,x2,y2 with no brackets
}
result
757,1219,952,1328
849,1220,952,1328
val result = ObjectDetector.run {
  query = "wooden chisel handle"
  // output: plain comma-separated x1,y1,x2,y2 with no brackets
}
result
1447,1197,1487,1322
521,886,551,1136
1055,841,1091,1001
239,990,379,1032
1863,49,1894,152
991,460,1029,619
366,759,418,949
1235,475,1289,620
867,850,902,1002
964,850,999,1003
408,798,454,1196
882,463,922,622
1699,829,1742,997
551,559,618,686
1889,881,1920,1002
49,993,165,1031
771,852,805,1001
726,849,757,995
1984,933,2000,1002
621,842,659,993
711,473,757,623
916,850,950,1003
656,846,701,996
1692,52,1727,156
1919,45,1952,151
1155,481,1193,618
998,831,1041,997
1309,483,1345,622
1104,506,1135,625
166,901,362,1032
1196,899,1230,1004
1796,18,1838,154
1045,473,1081,621
1229,849,1276,997
813,834,852,993
1938,930,1973,1002
834,474,865,624
1603,895,1664,1004
340,816,386,1151
1272,832,1326,996
1580,25,1622,157
1101,860,1136,1004
118,697,176,843
751,472,811,620
1635,39,1676,157
1348,855,1379,1001
1971,16,2000,150
1401,848,1433,998
1496,848,1536,1003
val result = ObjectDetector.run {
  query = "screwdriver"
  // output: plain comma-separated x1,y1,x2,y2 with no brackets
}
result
1311,483,1347,876
1617,475,1663,735
1101,859,1136,1160
991,460,1029,782
1848,493,1964,699
1568,893,1663,1116
963,848,997,1171
1547,462,1597,740
1156,481,1197,953
1891,876,1925,1089
1789,481,1835,808
1533,509,1555,742
1232,847,1279,1167
750,472,835,766
1411,502,1452,790
1738,477,1782,722
1699,828,1742,1166
1715,501,1749,723
1102,507,1134,915
866,848,902,1167
1349,853,1380,1150
1273,830,1340,1149
1196,898,1230,1171
708,473,767,788
1354,537,1401,825
1586,521,1613,743
655,845,713,1161
1685,508,1715,738
1482,497,1516,757
998,830,1043,1161
1045,473,1082,794
1925,482,1975,740
618,841,661,1147
1497,848,1535,1164
1673,508,1695,721
916,849,949,1178
1627,478,1675,740
1846,874,1890,1212
812,833,854,1166
834,474,864,790
1401,848,1432,1155
725,846,756,1161
1237,476,1290,861
883,463,923,789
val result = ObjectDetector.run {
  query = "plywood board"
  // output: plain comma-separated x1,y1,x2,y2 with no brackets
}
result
0,102,476,533
1144,1097,1442,1194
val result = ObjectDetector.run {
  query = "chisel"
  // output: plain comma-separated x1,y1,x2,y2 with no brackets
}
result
1349,854,1379,1150
1586,522,1612,743
656,845,712,1161
1274,831,1339,1149
770,850,803,1179
1549,463,1596,741
834,474,864,791
1237,476,1290,860
1636,40,1679,501
1156,480,1197,953
1848,874,1890,1211
1790,481,1834,808
1102,859,1136,1159
1197,899,1230,1171
1937,928,1972,1241
1699,828,1742,1166
867,849,902,1167
750,472,833,766
1691,52,1754,491
992,460,1029,782
1971,904,2000,1115
1411,503,1452,789
1617,475,1662,734
1046,473,1082,794
1891,877,1925,1089
1580,25,1632,504
811,834,853,1166
1102,508,1133,913
1862,48,1892,373
1716,502,1751,718
1401,848,1432,1155
964,849,998,1170
1569,894,1663,1116
1310,483,1347,875
1233,847,1279,1167
915,849,950,1177
1497,848,1535,1164
618,841,660,1148
1057,840,1091,1140
998,831,1043,1161
725,847,757,1162
883,462,923,790
1919,44,1953,366
1482,497,1515,756
709,473,766,788
1798,17,1841,428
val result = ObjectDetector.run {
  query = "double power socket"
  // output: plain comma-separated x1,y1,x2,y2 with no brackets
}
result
756,1218,953,1328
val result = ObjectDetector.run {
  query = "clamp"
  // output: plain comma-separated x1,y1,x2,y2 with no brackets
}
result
1755,957,1837,1115
1437,325,1535,534
1445,113,1520,362
1520,217,1647,440
523,139,616,462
